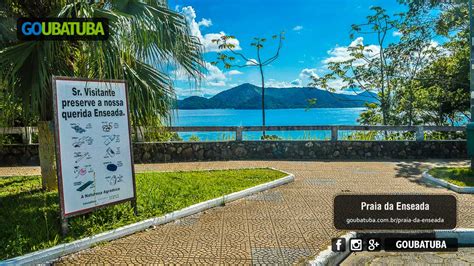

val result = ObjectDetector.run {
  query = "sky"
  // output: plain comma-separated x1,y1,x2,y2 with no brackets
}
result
168,0,407,99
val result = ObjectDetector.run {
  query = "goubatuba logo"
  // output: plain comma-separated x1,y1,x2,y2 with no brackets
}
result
17,18,109,41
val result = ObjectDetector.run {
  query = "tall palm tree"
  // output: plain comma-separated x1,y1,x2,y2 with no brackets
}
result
0,0,203,190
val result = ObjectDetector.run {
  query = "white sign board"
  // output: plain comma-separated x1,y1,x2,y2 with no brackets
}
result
53,77,136,217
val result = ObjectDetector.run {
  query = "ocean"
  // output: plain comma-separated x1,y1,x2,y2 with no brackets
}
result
171,108,365,141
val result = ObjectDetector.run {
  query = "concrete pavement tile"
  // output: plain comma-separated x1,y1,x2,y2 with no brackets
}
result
251,247,285,265
55,160,474,264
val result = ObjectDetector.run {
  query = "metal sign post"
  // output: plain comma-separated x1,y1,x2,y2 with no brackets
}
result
469,0,474,169
53,77,137,235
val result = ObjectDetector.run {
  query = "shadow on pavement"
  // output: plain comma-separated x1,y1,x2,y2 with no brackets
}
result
394,161,442,188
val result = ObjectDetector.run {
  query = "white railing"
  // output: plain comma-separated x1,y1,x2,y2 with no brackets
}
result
0,125,465,143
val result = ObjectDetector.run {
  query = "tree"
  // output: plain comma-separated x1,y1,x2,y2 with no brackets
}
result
211,33,284,137
389,8,441,125
401,38,469,126
311,7,400,125
398,0,468,36
311,6,439,126
395,0,469,125
0,0,203,190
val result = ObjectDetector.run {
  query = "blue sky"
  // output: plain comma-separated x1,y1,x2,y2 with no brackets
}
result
169,0,407,99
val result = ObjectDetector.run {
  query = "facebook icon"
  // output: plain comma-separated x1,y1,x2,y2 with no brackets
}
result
332,238,346,252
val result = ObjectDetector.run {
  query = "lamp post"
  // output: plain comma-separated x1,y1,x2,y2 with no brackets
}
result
469,0,474,170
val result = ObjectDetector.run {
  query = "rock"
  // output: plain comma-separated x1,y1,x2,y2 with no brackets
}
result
305,142,314,148
182,147,193,158
197,149,204,159
143,152,151,161
234,147,247,157
204,150,214,158
333,150,340,157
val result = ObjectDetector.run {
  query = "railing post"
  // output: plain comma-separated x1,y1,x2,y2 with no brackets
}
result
135,126,145,142
331,127,338,141
236,126,243,141
22,127,33,144
416,126,424,142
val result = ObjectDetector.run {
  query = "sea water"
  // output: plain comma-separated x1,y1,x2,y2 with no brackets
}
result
171,108,365,141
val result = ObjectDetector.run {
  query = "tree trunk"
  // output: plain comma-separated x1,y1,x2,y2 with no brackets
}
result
260,68,266,137
38,121,57,191
257,50,266,137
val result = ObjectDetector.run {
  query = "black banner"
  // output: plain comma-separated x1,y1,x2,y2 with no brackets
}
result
334,194,456,230
384,238,458,252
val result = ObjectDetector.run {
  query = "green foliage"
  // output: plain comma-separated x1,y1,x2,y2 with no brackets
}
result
339,131,411,141
357,103,382,125
260,134,282,140
142,128,182,142
313,2,469,127
311,6,404,125
189,135,201,141
428,167,474,187
390,0,469,126
305,98,317,111
403,40,468,125
0,88,32,144
0,168,286,259
399,0,468,37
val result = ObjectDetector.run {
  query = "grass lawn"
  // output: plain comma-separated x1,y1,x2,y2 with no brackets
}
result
0,168,286,260
428,167,474,187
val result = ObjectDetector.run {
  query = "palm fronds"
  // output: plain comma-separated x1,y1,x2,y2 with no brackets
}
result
0,0,203,124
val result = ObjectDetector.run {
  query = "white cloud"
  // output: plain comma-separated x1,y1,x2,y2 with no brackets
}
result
197,18,212,27
430,40,439,47
246,58,258,66
180,6,241,53
257,68,320,89
227,70,243,75
174,61,244,88
204,62,227,87
393,31,403,37
266,79,297,88
323,37,379,67
291,79,303,86
175,86,226,99
293,25,303,31
296,38,377,91
265,78,305,88
326,79,349,92
286,68,319,87
299,68,319,80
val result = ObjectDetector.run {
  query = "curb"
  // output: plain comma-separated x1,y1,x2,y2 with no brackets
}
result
422,171,474,193
1,171,294,265
308,232,356,266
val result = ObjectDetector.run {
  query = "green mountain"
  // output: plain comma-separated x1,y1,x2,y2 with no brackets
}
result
177,83,377,109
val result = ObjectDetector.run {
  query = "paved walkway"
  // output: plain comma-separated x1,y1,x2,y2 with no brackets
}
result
35,160,472,264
